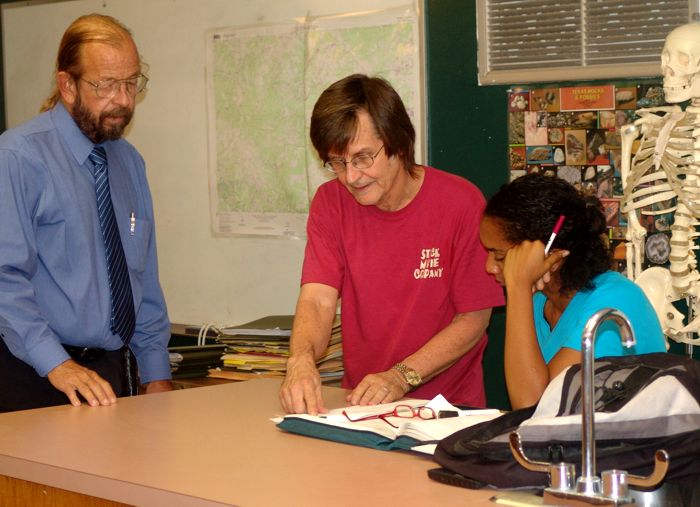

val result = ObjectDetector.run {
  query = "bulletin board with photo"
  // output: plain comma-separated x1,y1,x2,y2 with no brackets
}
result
507,82,672,274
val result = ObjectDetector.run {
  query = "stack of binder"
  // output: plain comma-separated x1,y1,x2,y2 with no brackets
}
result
169,344,227,378
207,315,343,383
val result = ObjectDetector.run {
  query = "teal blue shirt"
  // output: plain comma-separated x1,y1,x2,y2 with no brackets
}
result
533,271,666,363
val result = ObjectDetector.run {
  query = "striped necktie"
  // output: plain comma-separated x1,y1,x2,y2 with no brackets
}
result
89,146,136,345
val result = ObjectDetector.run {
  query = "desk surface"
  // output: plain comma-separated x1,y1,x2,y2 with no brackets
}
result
0,379,500,506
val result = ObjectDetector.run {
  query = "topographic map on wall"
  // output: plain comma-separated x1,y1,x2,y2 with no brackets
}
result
206,5,422,237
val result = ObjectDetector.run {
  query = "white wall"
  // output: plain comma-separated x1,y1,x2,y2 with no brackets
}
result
2,0,415,326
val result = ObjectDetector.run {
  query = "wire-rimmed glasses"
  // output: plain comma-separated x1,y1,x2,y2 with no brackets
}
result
324,144,384,174
80,73,149,99
342,404,436,428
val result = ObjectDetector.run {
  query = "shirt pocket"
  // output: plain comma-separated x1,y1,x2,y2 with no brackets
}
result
123,218,150,273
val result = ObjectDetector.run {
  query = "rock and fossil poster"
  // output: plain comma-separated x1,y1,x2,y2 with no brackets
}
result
507,82,671,273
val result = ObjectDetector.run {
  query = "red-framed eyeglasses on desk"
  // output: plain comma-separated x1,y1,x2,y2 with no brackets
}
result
342,404,436,428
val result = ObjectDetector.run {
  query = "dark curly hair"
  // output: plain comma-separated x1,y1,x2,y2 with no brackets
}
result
484,173,611,294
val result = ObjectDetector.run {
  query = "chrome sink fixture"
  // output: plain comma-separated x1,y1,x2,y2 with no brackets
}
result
508,308,670,506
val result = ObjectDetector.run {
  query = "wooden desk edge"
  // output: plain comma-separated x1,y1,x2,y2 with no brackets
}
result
0,454,231,507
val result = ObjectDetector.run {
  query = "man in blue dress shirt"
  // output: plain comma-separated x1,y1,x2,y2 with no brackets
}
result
0,14,172,411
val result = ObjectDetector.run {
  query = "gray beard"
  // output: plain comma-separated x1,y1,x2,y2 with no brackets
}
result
71,92,133,144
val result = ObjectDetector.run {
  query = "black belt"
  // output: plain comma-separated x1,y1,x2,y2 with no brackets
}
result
63,345,106,362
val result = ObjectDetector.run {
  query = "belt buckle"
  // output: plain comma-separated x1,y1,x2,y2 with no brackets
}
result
76,347,91,360
66,345,104,362
81,348,103,361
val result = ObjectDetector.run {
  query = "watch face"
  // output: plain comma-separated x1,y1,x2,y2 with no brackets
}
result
393,363,422,386
645,232,671,265
405,370,421,386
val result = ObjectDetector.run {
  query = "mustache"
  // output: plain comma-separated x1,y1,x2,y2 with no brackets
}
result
102,107,132,120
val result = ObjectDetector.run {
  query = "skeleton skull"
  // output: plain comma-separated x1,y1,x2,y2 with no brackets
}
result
661,23,700,103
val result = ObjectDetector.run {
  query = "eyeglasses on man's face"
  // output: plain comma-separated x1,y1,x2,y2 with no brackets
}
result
324,144,384,174
80,73,149,99
342,404,436,428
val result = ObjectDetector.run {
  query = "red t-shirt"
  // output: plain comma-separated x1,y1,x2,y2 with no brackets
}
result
302,167,505,406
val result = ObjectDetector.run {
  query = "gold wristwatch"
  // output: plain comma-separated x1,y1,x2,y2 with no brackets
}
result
392,363,422,387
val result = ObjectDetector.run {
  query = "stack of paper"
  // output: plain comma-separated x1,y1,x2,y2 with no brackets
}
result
207,315,343,383
169,344,227,378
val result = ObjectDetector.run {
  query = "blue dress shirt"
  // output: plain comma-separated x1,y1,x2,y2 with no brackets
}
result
0,102,171,384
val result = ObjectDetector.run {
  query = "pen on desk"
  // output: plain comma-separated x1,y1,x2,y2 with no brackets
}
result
543,215,565,255
130,212,136,236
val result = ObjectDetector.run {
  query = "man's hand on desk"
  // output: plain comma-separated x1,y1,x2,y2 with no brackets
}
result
47,359,117,407
279,354,328,415
346,369,409,406
143,380,174,394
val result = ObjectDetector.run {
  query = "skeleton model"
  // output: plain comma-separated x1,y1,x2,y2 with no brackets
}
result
621,23,700,350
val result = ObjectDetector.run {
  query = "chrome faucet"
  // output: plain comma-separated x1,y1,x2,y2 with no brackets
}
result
507,308,670,506
577,308,636,495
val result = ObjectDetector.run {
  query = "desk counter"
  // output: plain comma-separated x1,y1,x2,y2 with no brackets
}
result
0,378,499,506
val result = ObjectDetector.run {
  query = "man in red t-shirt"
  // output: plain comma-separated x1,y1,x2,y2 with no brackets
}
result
279,74,504,414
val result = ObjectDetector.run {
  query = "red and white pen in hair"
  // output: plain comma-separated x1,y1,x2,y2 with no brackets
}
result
544,215,565,255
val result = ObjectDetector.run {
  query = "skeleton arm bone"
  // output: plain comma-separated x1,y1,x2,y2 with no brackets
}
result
621,123,649,280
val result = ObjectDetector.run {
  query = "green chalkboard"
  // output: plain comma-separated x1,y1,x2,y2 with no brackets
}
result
425,0,510,409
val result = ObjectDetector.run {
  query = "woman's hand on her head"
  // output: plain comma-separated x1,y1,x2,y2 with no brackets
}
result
503,241,569,292
532,254,568,293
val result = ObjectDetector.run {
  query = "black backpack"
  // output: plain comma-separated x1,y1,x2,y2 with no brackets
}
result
433,352,700,489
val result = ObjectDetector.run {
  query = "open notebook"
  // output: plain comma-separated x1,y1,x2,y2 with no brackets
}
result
274,396,501,451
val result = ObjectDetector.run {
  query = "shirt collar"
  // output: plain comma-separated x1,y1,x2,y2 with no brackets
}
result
50,102,95,166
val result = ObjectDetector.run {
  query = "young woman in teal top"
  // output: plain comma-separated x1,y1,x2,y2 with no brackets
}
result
479,173,666,409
